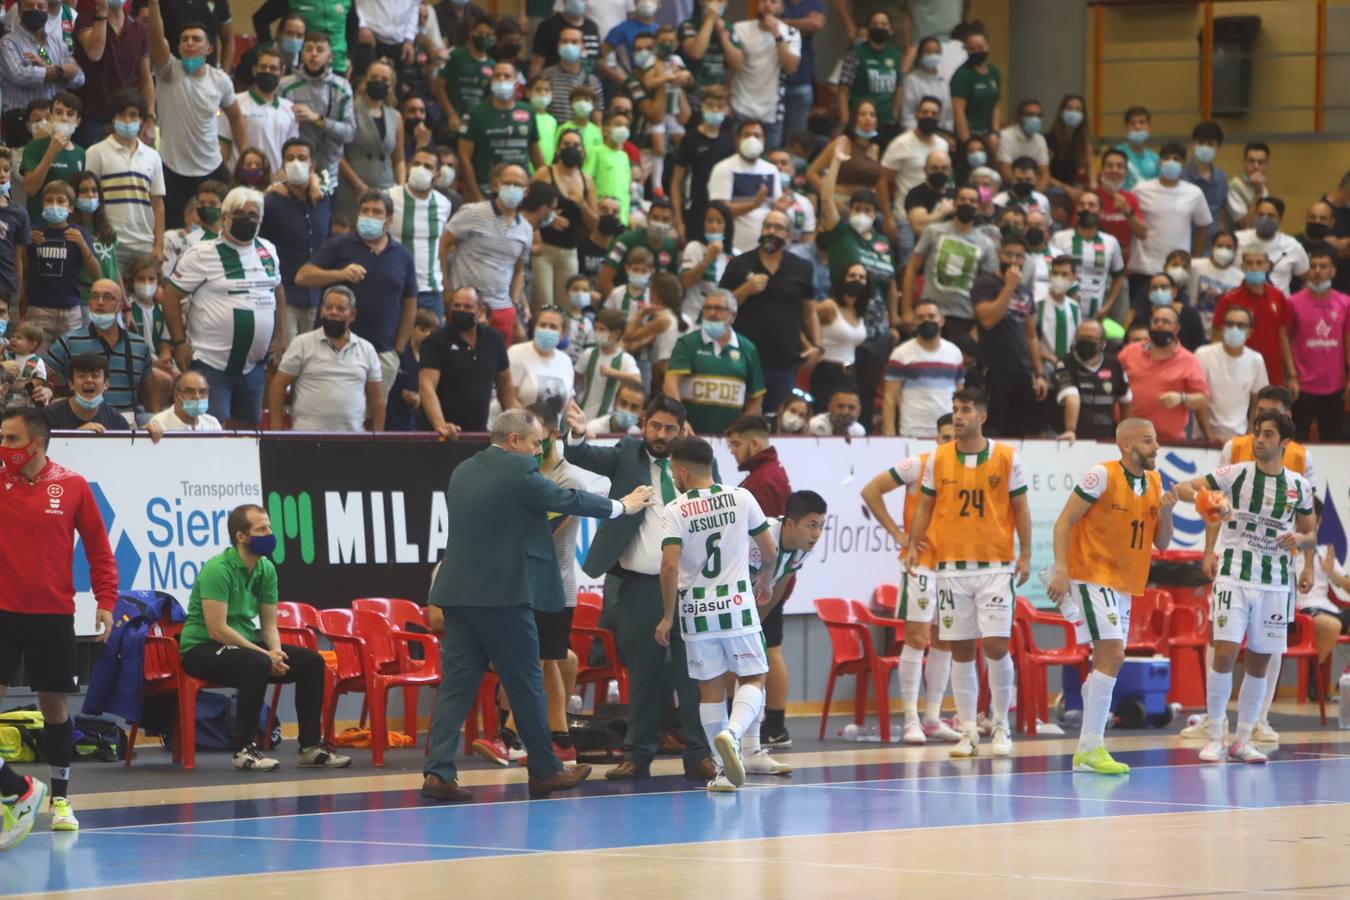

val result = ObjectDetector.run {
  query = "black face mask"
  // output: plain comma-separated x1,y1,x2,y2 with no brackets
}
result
559,146,584,168
868,27,890,45
999,224,1022,239
20,10,46,32
320,317,347,338
1077,211,1099,230
1012,182,1033,199
841,280,868,299
1306,221,1330,241
1025,227,1045,247
760,233,786,254
917,320,940,340
598,214,623,236
498,42,520,59
1148,328,1175,346
1074,339,1099,361
967,51,988,66
253,72,280,93
228,215,259,243
926,172,948,191
366,80,390,101
954,204,976,224
450,310,477,332
916,117,939,135
404,117,425,131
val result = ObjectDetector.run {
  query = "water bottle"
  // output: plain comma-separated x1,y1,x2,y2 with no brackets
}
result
606,681,621,704
1038,566,1080,622
1339,671,1350,730
839,723,860,741
567,693,583,715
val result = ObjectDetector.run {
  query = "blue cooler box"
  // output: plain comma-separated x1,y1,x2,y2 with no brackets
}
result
1061,657,1172,724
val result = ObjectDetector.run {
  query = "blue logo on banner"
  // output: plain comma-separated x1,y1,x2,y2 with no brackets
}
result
1320,484,1346,563
1158,451,1205,548
72,482,142,591
576,516,594,566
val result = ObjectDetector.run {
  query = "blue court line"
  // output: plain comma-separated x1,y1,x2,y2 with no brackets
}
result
2,754,1347,896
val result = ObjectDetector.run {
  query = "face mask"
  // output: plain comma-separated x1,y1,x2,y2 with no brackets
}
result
90,311,118,330
926,172,947,191
1127,128,1150,145
2,440,37,473
284,158,310,186
1012,182,1033,199
780,411,805,433
868,27,890,44
1076,210,1098,230
534,328,561,351
703,110,725,127
1021,115,1041,134
436,165,456,189
1306,221,1330,241
1025,226,1045,247
551,144,582,170
281,36,304,56
916,320,940,341
0,181,9,196
74,391,104,410
608,126,630,145
775,171,793,192
1310,279,1333,293
1243,269,1267,287
967,50,988,65
920,52,941,70
1165,265,1189,285
916,117,939,136
701,319,727,340
356,216,385,240
42,205,69,226
1061,109,1084,128
182,55,205,75
182,398,209,417
634,49,655,69
254,72,280,93
740,137,764,160
569,290,591,309
954,203,977,224
760,233,786,254
473,35,494,52
30,120,51,138
841,280,868,299
627,271,650,289
537,436,555,464
241,168,265,184
598,213,623,235
612,408,639,430
1254,215,1279,240
1049,275,1073,295
1148,328,1175,346
1148,288,1172,307
704,231,724,245
977,186,995,205
491,80,516,102
1159,159,1183,181
404,117,425,132
1100,176,1123,193
530,93,552,111
76,197,99,214
497,42,520,59
247,534,278,557
114,119,140,139
450,310,477,331
966,150,987,168
21,10,47,32
408,165,433,192
559,43,583,64
320,317,347,338
855,127,878,140
497,184,525,209
198,206,221,226
849,212,873,234
1223,325,1248,349
1212,246,1234,266
366,80,389,100
594,329,612,348
648,221,671,240
572,99,594,118
230,214,260,242
50,120,76,141
638,0,659,17
134,282,157,302
1194,144,1216,164
541,210,557,228
1075,339,1099,361
564,0,586,16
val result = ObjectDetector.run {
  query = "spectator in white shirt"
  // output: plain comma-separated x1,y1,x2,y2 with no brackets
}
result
1234,196,1310,295
353,0,421,78
996,99,1049,191
1127,142,1212,313
270,285,386,432
1194,305,1267,441
707,119,781,255
84,89,166,273
146,370,223,442
807,382,865,436
899,37,952,132
729,0,800,150
218,47,300,173
586,381,646,437
992,157,1050,216
879,96,949,239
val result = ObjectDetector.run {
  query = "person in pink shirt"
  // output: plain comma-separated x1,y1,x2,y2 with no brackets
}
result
1284,246,1350,440
1118,304,1214,444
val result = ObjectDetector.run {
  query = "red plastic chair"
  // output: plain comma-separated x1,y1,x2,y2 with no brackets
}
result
123,620,232,770
1126,589,1174,657
350,608,441,766
316,608,372,746
353,598,442,740
1285,612,1328,725
1164,590,1210,706
463,672,501,754
1014,596,1089,734
262,602,337,750
852,599,906,658
870,584,899,615
570,592,628,709
813,598,900,742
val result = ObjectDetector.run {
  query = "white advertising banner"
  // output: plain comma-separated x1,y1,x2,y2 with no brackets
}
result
51,436,263,634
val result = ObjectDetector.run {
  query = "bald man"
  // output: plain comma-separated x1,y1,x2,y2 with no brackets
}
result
1048,418,1176,774
906,150,955,236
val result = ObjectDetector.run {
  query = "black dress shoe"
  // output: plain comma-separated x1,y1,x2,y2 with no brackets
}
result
684,756,717,781
604,759,651,780
528,763,592,797
421,774,473,802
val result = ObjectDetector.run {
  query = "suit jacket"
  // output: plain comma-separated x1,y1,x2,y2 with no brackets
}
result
564,436,720,578
431,446,615,613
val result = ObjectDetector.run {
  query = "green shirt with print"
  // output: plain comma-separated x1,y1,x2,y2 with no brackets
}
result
21,138,86,222
842,43,902,123
79,234,119,300
179,547,279,654
440,47,496,114
666,329,765,435
621,71,655,150
677,14,741,106
949,62,1002,135
826,223,895,335
601,228,679,283
460,99,539,193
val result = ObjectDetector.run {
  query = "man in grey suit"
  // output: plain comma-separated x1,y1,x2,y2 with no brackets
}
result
562,396,718,782
421,409,656,802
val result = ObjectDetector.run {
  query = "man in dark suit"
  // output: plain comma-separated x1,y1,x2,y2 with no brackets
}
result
562,396,718,782
421,408,655,802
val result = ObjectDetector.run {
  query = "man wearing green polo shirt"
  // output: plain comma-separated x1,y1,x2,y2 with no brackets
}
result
436,18,496,131
836,11,902,128
597,198,679,295
458,60,544,203
663,290,765,434
179,504,351,773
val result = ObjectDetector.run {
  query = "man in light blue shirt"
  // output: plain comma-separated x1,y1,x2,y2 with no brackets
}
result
0,0,84,144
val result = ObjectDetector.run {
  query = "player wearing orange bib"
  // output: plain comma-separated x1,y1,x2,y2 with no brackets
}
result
1048,419,1176,775
905,389,1032,758
862,414,961,745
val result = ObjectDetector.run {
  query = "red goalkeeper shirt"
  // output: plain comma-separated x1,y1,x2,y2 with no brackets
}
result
0,458,118,615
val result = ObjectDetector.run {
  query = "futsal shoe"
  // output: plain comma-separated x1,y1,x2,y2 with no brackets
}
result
902,721,927,744
1198,740,1225,762
990,723,1013,757
760,724,792,749
923,719,962,742
744,750,792,775
0,777,46,851
1251,721,1279,744
232,744,280,772
553,743,578,766
714,730,746,787
706,773,737,793
470,737,512,767
1180,714,1215,739
49,797,78,832
1072,746,1130,775
1227,741,1268,764
297,743,353,768
949,728,979,758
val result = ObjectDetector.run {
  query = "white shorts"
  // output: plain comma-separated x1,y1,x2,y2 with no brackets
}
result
1210,579,1293,655
936,572,1015,642
1070,582,1133,644
684,631,769,681
899,568,937,624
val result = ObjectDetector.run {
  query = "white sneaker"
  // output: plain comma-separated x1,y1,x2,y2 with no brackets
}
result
923,719,962,742
1227,740,1268,764
1251,721,1280,744
714,729,745,787
232,743,280,772
902,721,927,745
949,728,979,758
990,722,1013,757
706,773,737,793
0,777,46,851
744,750,792,775
1198,740,1225,763
1180,714,1215,739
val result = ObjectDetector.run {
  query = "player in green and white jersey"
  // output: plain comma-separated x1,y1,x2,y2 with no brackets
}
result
1175,409,1316,765
656,436,776,792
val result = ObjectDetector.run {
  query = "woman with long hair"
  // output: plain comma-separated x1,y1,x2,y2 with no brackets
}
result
531,127,598,316
678,201,736,321
338,58,405,220
1046,94,1094,202
810,261,869,411
231,147,272,190
807,101,883,216
70,171,119,300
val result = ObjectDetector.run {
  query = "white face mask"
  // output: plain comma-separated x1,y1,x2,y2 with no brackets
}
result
408,165,434,192
1165,266,1189,285
435,165,455,189
849,212,873,235
52,121,76,140
134,282,157,303
1049,274,1073,296
780,411,806,432
1211,247,1234,266
739,136,764,160
284,158,310,186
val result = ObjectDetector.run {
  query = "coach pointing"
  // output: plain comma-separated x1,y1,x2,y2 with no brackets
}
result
422,408,655,802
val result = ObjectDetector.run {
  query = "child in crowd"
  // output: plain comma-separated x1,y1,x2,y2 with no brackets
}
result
574,308,642,420
3,322,49,406
604,246,652,317
561,273,596,364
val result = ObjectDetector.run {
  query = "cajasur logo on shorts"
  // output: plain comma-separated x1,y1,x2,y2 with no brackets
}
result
266,491,316,565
